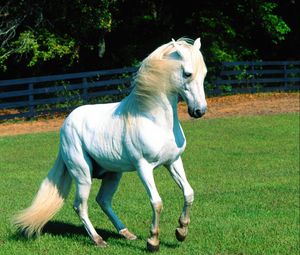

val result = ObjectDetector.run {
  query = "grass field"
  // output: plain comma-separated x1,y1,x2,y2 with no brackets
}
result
0,113,299,255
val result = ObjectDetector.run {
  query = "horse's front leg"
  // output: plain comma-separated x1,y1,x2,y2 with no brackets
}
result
166,157,194,242
137,160,162,252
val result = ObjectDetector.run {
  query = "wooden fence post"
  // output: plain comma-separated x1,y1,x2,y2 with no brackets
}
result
283,63,287,87
215,62,223,95
251,62,255,90
28,83,35,118
82,77,88,104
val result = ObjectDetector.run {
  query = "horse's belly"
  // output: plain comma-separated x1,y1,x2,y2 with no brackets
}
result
85,129,135,172
91,154,135,172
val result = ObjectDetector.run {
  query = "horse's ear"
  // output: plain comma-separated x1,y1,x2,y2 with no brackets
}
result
172,38,184,59
194,38,201,50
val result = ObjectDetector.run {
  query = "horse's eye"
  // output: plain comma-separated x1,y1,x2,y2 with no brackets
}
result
183,71,192,79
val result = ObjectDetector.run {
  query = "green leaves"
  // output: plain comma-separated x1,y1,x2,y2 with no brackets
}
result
0,0,115,72
260,2,291,44
0,0,295,76
11,30,78,67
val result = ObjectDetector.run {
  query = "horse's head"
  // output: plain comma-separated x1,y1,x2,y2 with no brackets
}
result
170,38,207,118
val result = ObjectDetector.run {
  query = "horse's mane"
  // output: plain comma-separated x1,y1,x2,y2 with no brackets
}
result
121,38,204,122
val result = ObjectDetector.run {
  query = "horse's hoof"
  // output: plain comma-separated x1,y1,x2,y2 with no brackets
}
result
96,242,107,248
94,236,107,247
175,227,187,242
147,239,160,252
119,228,137,240
95,241,107,248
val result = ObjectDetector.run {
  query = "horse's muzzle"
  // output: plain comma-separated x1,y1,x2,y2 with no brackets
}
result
188,108,206,118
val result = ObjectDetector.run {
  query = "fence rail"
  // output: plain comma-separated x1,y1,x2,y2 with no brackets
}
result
0,61,299,121
213,60,300,95
0,67,137,120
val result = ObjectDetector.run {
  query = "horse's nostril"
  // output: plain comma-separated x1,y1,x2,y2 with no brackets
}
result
188,108,205,118
195,109,204,118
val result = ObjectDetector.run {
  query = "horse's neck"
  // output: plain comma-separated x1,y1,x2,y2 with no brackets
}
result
137,92,179,129
121,88,180,130
162,93,180,127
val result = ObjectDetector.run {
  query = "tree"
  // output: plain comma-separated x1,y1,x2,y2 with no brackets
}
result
0,0,296,78
105,0,293,65
0,0,115,75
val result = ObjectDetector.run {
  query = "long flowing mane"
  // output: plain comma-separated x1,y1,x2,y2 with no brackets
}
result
121,38,204,121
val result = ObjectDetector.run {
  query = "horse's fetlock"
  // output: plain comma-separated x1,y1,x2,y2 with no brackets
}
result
153,201,163,213
179,217,190,227
150,227,160,237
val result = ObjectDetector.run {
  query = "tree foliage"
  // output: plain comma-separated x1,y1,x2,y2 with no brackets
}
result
0,0,297,78
0,0,114,74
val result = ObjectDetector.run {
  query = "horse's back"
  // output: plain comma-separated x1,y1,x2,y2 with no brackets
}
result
63,103,119,128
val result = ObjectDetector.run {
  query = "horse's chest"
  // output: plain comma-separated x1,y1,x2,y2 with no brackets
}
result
158,139,186,165
140,125,186,166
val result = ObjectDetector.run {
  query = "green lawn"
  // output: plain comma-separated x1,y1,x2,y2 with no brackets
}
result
0,113,299,255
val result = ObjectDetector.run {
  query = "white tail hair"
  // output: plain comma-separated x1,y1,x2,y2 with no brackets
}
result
13,151,72,237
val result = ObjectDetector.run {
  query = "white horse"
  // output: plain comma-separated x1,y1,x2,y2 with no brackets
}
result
14,37,207,252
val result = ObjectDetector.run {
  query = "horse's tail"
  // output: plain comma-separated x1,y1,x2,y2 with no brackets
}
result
13,150,72,237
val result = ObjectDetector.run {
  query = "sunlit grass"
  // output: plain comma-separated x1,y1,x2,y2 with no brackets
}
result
0,113,299,254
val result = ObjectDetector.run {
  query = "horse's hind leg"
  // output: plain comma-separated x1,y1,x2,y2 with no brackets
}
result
62,147,106,247
74,181,107,247
96,172,137,240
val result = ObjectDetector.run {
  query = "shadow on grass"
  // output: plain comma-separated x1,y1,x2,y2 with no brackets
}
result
43,220,120,241
11,220,119,242
11,220,180,252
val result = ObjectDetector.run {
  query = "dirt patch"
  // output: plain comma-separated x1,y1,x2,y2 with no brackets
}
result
0,93,299,137
178,92,300,120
